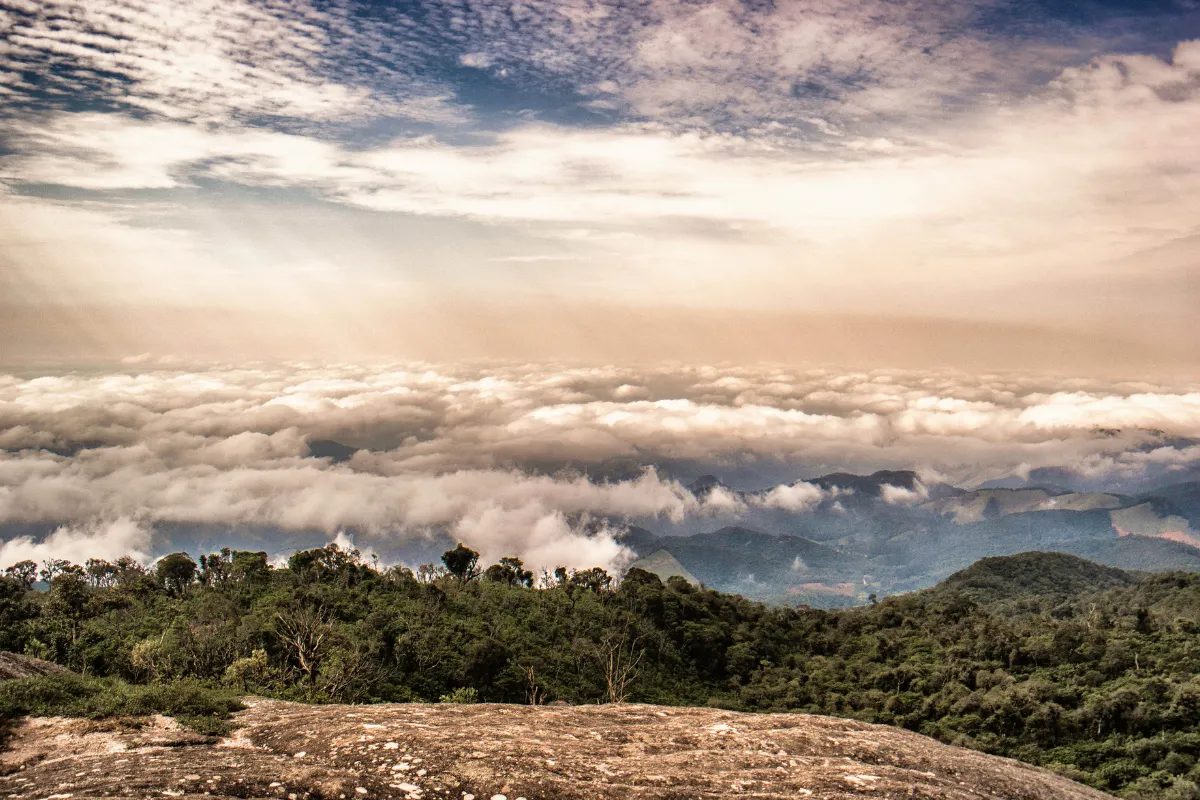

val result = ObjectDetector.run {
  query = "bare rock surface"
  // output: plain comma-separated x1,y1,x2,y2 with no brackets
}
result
0,652,71,681
0,699,1114,800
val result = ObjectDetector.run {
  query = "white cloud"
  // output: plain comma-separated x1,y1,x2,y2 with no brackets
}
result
758,482,827,511
8,35,1200,310
0,0,461,124
0,362,1197,574
880,481,929,505
0,517,152,568
459,53,492,69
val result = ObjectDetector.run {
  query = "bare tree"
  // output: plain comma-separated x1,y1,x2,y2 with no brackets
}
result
416,563,447,583
599,628,644,704
521,664,547,705
318,645,382,702
274,606,333,684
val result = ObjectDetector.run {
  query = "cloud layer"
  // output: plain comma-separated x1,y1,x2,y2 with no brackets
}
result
2,362,1198,570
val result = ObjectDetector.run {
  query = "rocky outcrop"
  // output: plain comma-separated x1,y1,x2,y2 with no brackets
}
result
0,699,1113,799
0,651,70,682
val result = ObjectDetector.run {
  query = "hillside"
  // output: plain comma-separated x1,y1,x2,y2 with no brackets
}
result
625,548,699,585
5,546,1200,798
937,551,1135,604
0,698,1113,800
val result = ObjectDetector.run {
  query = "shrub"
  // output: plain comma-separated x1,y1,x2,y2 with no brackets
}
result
439,687,479,704
0,673,243,736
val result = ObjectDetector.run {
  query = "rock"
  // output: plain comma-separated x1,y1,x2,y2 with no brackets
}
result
0,651,71,681
0,700,1115,799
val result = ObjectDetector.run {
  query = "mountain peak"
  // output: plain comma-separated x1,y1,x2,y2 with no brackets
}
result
939,551,1134,603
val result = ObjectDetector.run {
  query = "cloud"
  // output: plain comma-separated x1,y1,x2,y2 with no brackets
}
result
0,0,462,124
758,482,827,511
1,8,1198,349
1,362,1199,573
880,481,929,506
0,517,152,567
8,35,1200,311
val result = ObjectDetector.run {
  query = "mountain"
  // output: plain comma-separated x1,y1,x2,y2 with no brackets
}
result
687,474,728,499
1139,481,1200,526
937,551,1135,605
625,549,700,585
1111,501,1200,547
810,468,925,496
620,525,871,605
616,468,1200,608
5,547,1190,798
1056,534,1200,572
923,488,1123,523
307,439,358,462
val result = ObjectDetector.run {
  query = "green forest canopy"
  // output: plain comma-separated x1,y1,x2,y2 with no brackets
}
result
3,545,1200,800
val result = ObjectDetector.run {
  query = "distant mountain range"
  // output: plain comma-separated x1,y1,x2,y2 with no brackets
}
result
624,470,1200,607
5,442,1200,609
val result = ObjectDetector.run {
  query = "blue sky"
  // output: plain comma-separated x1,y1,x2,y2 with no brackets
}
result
0,0,1198,367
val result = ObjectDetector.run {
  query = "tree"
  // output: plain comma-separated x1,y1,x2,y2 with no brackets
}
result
416,563,447,583
231,550,270,584
318,645,382,702
274,606,333,686
442,543,481,581
203,548,271,587
598,626,644,704
156,553,197,596
199,549,233,587
483,556,534,587
288,544,366,584
39,559,74,583
43,564,90,663
521,663,547,705
4,560,37,589
85,559,118,588
572,567,613,594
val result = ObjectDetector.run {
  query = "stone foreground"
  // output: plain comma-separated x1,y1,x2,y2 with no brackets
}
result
1,699,1113,799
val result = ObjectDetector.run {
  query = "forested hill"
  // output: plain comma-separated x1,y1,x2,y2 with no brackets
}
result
4,547,1200,799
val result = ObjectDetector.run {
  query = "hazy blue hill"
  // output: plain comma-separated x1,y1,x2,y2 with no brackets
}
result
624,526,868,601
937,551,1134,604
616,525,663,554
307,439,358,462
686,475,729,499
944,508,1117,550
682,526,849,563
1056,533,1200,572
1137,480,1200,527
810,469,922,495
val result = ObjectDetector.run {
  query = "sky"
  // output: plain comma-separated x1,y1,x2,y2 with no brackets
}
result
2,0,1200,570
0,0,1197,367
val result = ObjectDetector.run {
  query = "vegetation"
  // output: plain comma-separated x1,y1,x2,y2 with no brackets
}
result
3,545,1200,798
0,673,243,736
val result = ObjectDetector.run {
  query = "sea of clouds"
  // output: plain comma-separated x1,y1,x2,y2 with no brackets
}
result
1,362,1198,572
